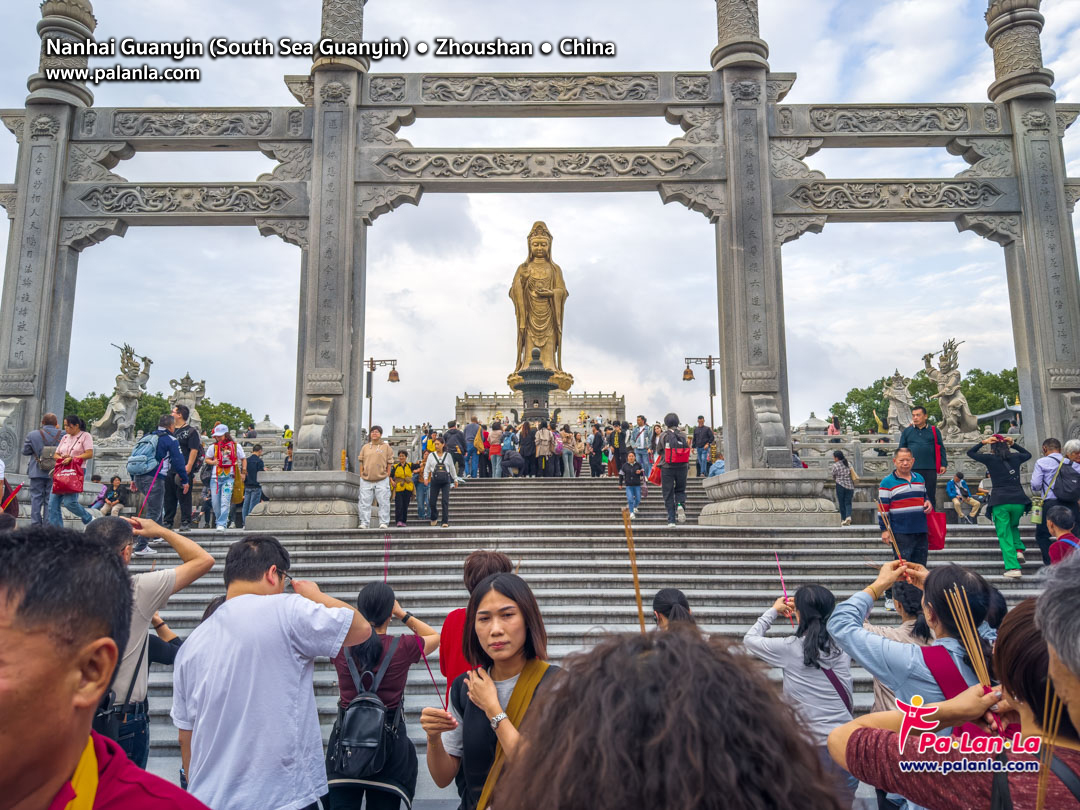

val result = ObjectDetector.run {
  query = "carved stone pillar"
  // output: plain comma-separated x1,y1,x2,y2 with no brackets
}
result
979,1,1080,442
711,0,769,70
28,0,97,107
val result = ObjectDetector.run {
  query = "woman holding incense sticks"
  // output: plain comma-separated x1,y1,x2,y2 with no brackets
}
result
967,434,1032,578
327,581,440,810
743,584,859,805
421,573,558,810
829,599,1080,810
829,562,993,736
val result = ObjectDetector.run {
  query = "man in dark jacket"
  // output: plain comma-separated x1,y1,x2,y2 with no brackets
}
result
133,414,190,554
692,416,716,477
443,421,467,478
21,413,63,525
589,424,605,478
898,406,947,508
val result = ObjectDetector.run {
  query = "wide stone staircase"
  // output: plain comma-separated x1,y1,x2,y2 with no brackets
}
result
141,477,1038,806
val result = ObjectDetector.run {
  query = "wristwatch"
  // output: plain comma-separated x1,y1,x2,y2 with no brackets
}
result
489,712,508,731
401,612,414,625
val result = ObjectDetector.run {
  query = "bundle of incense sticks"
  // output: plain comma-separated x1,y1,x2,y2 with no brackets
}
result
621,507,646,635
876,502,904,562
1036,681,1065,810
774,551,796,629
943,585,991,686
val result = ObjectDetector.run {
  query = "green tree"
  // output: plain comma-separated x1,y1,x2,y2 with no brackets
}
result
135,392,172,436
829,367,1019,434
198,399,255,435
63,391,108,427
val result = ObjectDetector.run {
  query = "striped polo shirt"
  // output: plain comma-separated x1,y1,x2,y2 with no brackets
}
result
878,471,929,534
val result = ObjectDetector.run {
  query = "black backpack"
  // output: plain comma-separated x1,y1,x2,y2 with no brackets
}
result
329,636,401,779
431,454,452,486
1054,461,1080,503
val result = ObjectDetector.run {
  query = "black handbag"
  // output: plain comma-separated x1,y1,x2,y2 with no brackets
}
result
93,635,147,740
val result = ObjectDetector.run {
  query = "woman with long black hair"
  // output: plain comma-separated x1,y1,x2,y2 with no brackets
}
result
327,582,440,809
652,588,696,629
967,434,1032,577
830,450,856,526
517,422,536,478
420,573,557,810
743,584,858,805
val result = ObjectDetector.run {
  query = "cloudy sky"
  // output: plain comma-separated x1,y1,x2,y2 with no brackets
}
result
1,0,1078,434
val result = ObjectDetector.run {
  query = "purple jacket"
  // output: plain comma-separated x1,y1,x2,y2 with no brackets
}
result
1030,453,1080,500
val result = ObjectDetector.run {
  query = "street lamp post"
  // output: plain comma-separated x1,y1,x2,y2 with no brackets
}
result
683,355,718,428
366,357,400,433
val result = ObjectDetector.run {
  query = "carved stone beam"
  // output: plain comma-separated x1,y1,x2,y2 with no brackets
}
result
257,142,313,182
1065,180,1080,215
658,183,726,222
70,108,311,150
357,109,416,148
61,182,310,226
947,137,1015,179
256,218,310,249
356,184,422,225
771,104,1010,146
774,215,826,246
772,178,1020,223
360,147,720,192
1058,105,1080,135
67,142,135,183
58,219,129,252
0,185,16,220
0,112,25,143
364,72,721,115
955,213,1022,246
665,107,724,149
284,75,315,106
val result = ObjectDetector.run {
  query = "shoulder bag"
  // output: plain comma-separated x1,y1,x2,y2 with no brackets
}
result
93,635,148,740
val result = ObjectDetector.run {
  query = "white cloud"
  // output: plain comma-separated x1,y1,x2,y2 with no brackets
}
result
0,0,1078,434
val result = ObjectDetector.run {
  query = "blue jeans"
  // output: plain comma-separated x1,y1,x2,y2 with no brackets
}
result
211,475,234,527
626,485,642,513
637,450,652,478
48,492,93,527
242,485,262,523
490,455,502,479
562,449,574,477
465,447,479,478
416,482,430,518
117,708,150,768
696,447,710,476
836,485,853,521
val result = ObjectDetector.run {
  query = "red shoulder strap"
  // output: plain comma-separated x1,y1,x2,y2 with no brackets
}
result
921,645,988,738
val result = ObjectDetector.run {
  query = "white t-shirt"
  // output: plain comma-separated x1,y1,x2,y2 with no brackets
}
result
171,593,352,810
114,569,176,703
441,671,520,758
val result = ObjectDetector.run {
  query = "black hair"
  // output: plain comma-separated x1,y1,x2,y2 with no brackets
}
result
448,420,457,428
223,535,291,586
0,513,17,533
697,415,705,421
991,441,1012,460
912,405,927,415
253,443,263,452
91,474,102,482
664,412,680,429
986,586,1009,631
64,414,86,431
84,515,134,554
174,403,190,421
370,425,383,435
832,450,849,467
793,585,837,669
0,527,132,681
350,581,396,673
893,582,932,643
652,588,695,627
924,565,995,681
110,475,122,485
954,471,965,479
158,413,175,429
201,595,226,623
893,446,913,458
1047,504,1076,533
1043,438,1062,453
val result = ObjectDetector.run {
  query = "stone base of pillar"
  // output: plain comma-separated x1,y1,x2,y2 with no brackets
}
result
245,471,361,530
699,469,837,527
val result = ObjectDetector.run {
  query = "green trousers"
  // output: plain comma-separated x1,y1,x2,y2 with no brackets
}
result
992,503,1027,570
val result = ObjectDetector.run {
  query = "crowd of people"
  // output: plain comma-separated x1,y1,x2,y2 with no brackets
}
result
4,514,1080,810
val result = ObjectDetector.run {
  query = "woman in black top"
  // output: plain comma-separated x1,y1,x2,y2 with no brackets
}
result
517,422,536,478
967,435,1031,577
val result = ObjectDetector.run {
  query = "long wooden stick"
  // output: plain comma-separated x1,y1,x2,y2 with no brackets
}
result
621,507,646,634
877,502,904,561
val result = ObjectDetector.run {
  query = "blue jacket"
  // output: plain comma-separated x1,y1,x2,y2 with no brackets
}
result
707,459,726,477
945,478,972,499
153,428,189,485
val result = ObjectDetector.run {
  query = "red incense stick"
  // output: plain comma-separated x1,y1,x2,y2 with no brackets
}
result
1,483,23,511
774,551,796,629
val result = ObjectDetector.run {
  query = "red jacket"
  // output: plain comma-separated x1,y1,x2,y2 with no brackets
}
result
1049,532,1080,565
47,732,209,809
439,607,470,708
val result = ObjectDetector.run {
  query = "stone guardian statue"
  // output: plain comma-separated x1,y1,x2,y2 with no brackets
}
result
168,372,206,431
923,339,979,439
508,221,573,391
881,369,914,433
92,343,152,443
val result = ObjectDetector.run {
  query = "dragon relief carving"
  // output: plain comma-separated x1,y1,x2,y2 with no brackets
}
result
368,76,407,103
421,74,659,103
674,75,711,100
769,139,824,179
59,219,127,251
375,149,706,180
809,106,968,133
667,107,722,147
774,216,826,247
257,143,313,182
79,184,294,214
66,142,134,183
949,137,1014,178
285,77,315,106
112,111,271,137
359,110,414,148
658,183,725,222
790,181,1003,211
356,184,423,225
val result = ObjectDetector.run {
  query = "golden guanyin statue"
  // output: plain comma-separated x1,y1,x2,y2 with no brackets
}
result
508,221,573,391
